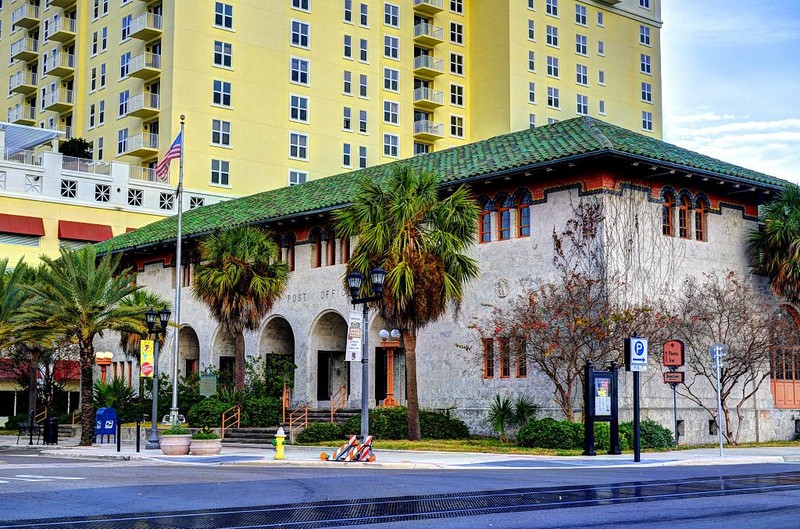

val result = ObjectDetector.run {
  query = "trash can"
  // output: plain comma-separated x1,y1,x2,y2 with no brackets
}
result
43,416,59,445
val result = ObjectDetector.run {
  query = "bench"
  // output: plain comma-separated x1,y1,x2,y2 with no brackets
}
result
17,421,42,445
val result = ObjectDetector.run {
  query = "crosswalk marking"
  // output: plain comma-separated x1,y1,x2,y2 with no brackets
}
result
0,475,86,482
15,475,85,480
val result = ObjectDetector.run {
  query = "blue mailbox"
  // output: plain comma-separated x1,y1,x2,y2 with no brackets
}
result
94,407,117,444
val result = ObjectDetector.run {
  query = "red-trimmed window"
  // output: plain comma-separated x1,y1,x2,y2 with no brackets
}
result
662,192,675,236
499,338,510,378
479,211,491,243
772,306,800,409
341,236,350,264
516,338,527,378
678,195,691,239
287,238,296,272
498,208,511,240
695,200,707,242
327,233,336,266
482,338,494,378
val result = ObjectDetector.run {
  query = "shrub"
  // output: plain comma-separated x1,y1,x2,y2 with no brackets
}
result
619,420,674,450
186,398,230,428
342,407,470,440
297,422,343,443
162,424,190,435
192,426,220,440
516,418,581,449
420,410,470,439
3,413,29,430
242,396,281,427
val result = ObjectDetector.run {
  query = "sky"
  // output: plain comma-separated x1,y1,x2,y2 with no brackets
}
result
660,0,800,184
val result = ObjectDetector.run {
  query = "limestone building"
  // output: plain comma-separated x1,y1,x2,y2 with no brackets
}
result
94,117,798,444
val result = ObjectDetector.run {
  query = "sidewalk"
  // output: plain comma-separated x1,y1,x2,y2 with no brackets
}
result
2,434,799,469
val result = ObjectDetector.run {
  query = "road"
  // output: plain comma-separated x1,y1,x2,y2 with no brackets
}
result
1,449,800,528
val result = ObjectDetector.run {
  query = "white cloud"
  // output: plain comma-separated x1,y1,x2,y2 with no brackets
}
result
665,115,800,184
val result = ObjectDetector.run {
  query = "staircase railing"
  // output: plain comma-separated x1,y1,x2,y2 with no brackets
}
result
289,405,308,443
331,385,347,423
282,383,292,424
71,410,79,425
34,406,48,425
221,404,241,439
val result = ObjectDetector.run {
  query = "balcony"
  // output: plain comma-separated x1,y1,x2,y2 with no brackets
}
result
413,87,444,109
126,91,160,118
413,55,444,78
129,52,161,79
54,123,73,141
10,37,39,62
119,132,159,157
50,0,77,7
413,120,444,141
43,88,74,112
46,52,75,78
12,4,40,29
47,17,77,43
7,104,36,125
131,12,162,40
413,22,444,46
413,0,444,15
9,70,38,94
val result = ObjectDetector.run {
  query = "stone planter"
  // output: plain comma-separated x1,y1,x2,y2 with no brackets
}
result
190,438,222,455
160,434,192,455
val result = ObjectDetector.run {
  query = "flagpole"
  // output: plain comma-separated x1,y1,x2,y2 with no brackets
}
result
169,115,185,425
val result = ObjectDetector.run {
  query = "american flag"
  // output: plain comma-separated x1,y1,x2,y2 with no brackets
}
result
155,131,182,182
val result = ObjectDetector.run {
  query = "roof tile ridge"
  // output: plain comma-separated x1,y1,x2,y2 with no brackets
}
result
582,116,613,150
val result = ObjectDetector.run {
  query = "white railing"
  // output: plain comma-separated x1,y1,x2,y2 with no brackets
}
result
62,156,111,175
413,119,444,137
413,87,444,105
7,105,35,123
131,12,162,34
43,88,73,107
129,165,157,182
413,55,444,73
414,0,444,10
4,149,41,166
12,4,40,25
9,70,37,90
10,37,38,57
414,22,443,41
121,132,159,155
127,92,160,113
130,52,161,73
50,17,76,35
50,52,76,70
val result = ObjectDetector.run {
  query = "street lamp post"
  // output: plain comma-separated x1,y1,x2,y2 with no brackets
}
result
346,267,387,441
144,307,171,450
95,352,113,384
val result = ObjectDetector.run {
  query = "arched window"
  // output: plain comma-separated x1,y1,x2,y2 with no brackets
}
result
772,306,800,408
325,226,336,266
516,191,532,238
662,191,675,236
478,196,492,243
678,195,691,239
695,197,708,242
496,193,512,240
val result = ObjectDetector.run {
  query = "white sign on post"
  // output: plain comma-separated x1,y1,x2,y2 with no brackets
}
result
345,310,363,362
629,337,649,371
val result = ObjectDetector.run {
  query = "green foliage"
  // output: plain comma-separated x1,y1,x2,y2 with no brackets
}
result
186,398,230,428
246,354,296,399
487,395,515,441
162,424,190,435
516,418,581,449
619,420,674,450
93,378,137,422
297,422,343,443
3,413,29,430
513,395,540,425
58,137,92,158
191,426,220,440
242,396,281,427
342,407,469,440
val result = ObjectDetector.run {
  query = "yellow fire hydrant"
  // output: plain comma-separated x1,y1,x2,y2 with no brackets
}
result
274,427,286,460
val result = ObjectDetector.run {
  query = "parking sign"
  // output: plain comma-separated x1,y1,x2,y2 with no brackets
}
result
626,337,649,372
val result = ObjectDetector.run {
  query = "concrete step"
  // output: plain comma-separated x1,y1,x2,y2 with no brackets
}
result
221,427,279,445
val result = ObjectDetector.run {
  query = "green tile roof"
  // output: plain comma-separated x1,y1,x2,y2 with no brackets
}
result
96,117,787,255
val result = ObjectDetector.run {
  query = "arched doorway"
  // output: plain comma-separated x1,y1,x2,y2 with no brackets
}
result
212,326,238,389
179,326,200,376
309,311,349,403
772,305,800,408
259,317,296,399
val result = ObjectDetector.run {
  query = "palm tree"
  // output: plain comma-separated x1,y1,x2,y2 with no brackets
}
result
16,246,143,446
748,184,800,302
119,289,172,358
335,165,480,440
192,226,289,391
0,258,29,348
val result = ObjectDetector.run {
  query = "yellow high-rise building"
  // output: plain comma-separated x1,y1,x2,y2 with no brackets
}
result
0,0,661,262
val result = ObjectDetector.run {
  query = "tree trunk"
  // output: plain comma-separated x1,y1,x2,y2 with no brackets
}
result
79,343,95,446
234,330,245,392
405,333,421,441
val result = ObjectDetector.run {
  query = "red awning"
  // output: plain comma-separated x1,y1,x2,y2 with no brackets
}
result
58,220,113,242
54,360,80,381
126,227,137,233
0,213,45,236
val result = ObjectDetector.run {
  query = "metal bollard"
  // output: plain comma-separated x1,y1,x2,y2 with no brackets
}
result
135,421,141,453
116,421,121,452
